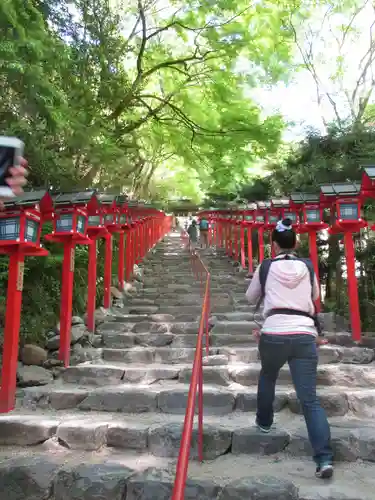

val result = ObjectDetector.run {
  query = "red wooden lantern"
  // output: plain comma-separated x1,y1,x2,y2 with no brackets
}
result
255,202,269,262
45,191,96,366
0,190,53,412
272,198,300,226
361,167,375,199
97,194,122,308
361,166,375,231
241,203,257,272
320,182,366,342
290,192,328,312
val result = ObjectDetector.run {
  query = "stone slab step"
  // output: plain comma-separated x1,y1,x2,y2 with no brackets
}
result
20,381,375,418
101,345,374,366
99,321,201,335
102,346,217,364
179,362,375,388
20,382,290,415
210,321,259,334
2,441,374,499
102,332,176,348
218,345,375,365
2,411,375,467
61,363,183,386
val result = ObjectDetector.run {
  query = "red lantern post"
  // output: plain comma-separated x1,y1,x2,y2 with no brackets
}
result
243,203,257,273
255,202,270,263
0,191,52,412
320,182,365,342
45,191,95,367
86,197,109,333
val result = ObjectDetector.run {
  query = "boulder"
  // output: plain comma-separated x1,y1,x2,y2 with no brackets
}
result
53,463,134,500
148,423,231,459
232,427,290,455
20,344,47,366
219,476,298,500
17,365,53,387
70,325,87,344
157,387,235,415
202,354,229,366
78,387,157,413
0,455,63,500
107,422,148,450
0,416,58,445
46,335,60,351
71,316,84,326
56,421,108,450
126,468,220,500
84,307,108,326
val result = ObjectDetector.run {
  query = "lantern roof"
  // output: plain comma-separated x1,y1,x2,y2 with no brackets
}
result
3,190,53,212
97,193,117,206
290,192,320,204
271,198,290,209
320,182,361,197
54,190,97,206
360,166,375,196
256,201,271,210
363,166,375,179
116,194,128,205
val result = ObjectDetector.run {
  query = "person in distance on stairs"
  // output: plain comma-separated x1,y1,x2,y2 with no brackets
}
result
187,219,198,250
245,218,333,480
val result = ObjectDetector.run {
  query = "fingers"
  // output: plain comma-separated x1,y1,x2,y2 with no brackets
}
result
5,159,29,195
19,157,28,169
8,166,28,177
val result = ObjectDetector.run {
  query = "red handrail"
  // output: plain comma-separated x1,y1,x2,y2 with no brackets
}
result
172,241,210,500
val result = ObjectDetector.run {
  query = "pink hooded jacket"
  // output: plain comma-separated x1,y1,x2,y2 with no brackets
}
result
246,254,320,336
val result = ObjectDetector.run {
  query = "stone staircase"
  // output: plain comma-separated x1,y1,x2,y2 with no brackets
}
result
1,233,375,499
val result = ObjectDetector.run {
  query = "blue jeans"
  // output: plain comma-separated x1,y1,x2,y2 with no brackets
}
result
256,334,333,466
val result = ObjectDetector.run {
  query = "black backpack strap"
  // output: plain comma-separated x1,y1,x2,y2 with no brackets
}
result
254,259,272,313
297,258,315,291
258,259,273,299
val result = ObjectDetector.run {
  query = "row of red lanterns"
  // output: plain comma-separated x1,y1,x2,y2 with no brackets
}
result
0,190,171,413
198,167,375,345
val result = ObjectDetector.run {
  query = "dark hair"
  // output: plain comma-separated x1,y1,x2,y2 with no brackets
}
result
271,218,296,250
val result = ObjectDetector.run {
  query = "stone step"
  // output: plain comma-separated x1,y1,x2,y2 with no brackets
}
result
0,449,367,500
20,381,375,418
218,345,374,365
59,360,375,390
101,345,374,366
102,346,215,364
2,411,375,466
179,362,375,388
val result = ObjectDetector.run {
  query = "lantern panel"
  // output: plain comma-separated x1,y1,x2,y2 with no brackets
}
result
306,209,320,223
119,214,127,224
339,203,359,220
56,214,73,232
0,217,21,240
268,214,279,224
25,219,39,242
284,211,297,223
88,215,101,226
255,215,264,222
77,215,86,233
105,214,114,223
245,215,253,221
